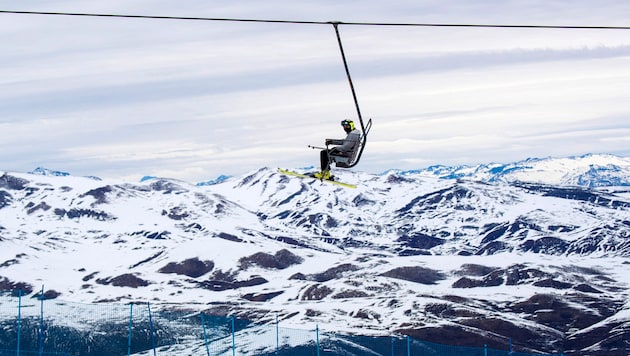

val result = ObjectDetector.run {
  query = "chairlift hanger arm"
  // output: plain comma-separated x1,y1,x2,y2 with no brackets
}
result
331,22,371,168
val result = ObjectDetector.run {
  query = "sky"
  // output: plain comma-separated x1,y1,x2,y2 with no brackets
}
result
1,0,630,182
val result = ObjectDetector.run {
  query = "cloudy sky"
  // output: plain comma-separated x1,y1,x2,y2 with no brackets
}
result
2,1,630,182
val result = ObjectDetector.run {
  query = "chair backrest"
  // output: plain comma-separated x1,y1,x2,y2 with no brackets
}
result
333,134,361,168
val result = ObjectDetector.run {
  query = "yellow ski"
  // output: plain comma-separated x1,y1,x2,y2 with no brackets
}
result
277,168,357,189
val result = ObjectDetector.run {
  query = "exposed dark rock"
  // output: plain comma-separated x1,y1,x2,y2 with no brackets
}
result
208,269,236,282
424,303,461,319
26,201,51,214
385,174,414,184
31,289,62,300
129,230,170,240
548,224,579,233
82,272,98,282
305,309,322,317
159,258,214,278
478,239,511,254
397,233,445,250
269,235,312,249
352,309,381,322
567,235,605,255
452,272,504,288
396,185,474,214
80,185,112,205
574,283,603,294
0,190,10,209
96,274,150,288
381,266,445,284
452,277,480,288
0,276,34,295
397,248,432,256
239,249,303,270
460,317,562,352
183,222,204,232
149,180,188,194
310,263,359,282
532,278,572,289
481,223,509,243
296,213,336,232
452,266,506,288
505,264,552,285
0,174,29,190
241,291,284,302
218,232,243,242
520,236,569,254
288,272,307,280
441,295,470,304
301,284,333,300
162,206,190,220
398,325,511,350
352,194,376,207
196,271,267,291
425,303,482,319
130,251,165,269
331,290,370,299
54,208,114,221
456,264,500,277
510,293,606,332
565,321,630,355
0,257,21,268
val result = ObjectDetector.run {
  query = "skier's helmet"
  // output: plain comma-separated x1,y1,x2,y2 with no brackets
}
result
341,119,355,132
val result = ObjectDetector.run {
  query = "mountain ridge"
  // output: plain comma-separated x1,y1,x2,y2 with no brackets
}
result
25,153,630,188
384,153,630,188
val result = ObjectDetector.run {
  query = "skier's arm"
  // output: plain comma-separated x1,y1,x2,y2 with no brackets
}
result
335,131,361,151
325,138,345,145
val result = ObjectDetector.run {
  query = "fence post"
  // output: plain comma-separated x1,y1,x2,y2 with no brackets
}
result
199,312,210,356
16,289,22,356
407,335,410,356
509,338,513,356
275,314,279,356
38,285,44,356
484,344,488,356
316,325,320,356
231,315,235,356
148,302,157,356
127,303,133,356
201,313,210,356
391,336,394,356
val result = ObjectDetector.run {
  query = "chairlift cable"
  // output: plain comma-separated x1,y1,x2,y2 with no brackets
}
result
1,10,630,30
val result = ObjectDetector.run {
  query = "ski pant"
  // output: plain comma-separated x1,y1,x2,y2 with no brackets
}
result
320,149,333,171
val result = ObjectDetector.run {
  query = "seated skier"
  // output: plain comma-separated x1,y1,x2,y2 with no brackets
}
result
314,119,361,180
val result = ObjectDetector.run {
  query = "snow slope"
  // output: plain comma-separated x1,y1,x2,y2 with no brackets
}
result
1,154,629,355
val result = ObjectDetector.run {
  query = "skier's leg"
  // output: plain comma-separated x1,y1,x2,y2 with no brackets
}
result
320,149,331,171
315,149,332,179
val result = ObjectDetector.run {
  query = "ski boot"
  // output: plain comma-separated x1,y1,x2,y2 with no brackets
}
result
313,170,333,181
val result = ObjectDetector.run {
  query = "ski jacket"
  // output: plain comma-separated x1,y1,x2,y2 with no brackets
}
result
328,129,361,155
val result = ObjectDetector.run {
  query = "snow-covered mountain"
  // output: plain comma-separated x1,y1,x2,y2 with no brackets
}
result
391,153,630,188
1,154,630,355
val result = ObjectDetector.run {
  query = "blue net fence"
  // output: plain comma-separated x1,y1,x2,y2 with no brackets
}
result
0,290,564,356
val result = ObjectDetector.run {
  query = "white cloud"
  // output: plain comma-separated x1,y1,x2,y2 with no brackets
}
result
2,1,630,181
